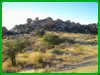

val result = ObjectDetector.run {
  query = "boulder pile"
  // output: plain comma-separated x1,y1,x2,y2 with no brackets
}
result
2,17,98,35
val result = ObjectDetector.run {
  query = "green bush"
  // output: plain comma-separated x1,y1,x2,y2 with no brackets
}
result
24,55,28,58
13,25,18,29
32,48,38,52
52,49,64,55
42,34,62,47
55,45,65,49
25,28,30,34
34,28,45,37
7,36,10,40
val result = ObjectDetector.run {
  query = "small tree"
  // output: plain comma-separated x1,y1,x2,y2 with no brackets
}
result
42,34,62,47
34,28,45,37
2,41,19,66
2,38,30,66
16,37,31,54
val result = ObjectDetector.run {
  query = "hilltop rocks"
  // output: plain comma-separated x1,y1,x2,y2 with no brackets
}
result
2,27,8,34
6,17,98,35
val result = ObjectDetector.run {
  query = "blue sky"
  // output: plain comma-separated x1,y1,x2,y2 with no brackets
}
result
2,2,98,30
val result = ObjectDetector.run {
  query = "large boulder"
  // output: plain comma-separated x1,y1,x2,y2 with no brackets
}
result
43,17,55,26
56,19,62,22
38,46,46,53
2,26,8,34
35,17,39,21
6,31,18,35
26,18,32,23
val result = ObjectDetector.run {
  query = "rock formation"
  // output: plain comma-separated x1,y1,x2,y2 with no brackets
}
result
2,26,8,34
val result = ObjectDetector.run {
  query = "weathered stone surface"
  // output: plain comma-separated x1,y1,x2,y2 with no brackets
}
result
38,46,46,53
35,17,39,21
26,18,32,23
42,17,55,26
2,26,8,34
56,19,62,22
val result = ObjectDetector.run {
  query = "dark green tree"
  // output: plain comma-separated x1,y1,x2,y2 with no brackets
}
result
2,38,30,66
2,41,19,66
42,34,62,47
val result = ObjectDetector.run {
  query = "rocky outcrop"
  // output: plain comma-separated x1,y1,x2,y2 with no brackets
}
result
43,17,55,25
2,27,8,34
7,17,98,35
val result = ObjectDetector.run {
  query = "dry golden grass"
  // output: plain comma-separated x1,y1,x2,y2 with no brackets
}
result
16,58,29,64
18,68,46,73
2,61,12,70
16,53,26,57
2,31,98,73
18,69,36,73
51,65,98,73
55,54,68,60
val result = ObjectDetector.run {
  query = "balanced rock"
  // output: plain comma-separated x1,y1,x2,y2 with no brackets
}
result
26,18,32,23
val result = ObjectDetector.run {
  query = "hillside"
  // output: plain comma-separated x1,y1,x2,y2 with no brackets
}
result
2,17,98,73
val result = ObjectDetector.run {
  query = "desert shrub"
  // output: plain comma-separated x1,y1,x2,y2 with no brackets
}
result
55,45,65,49
32,48,38,52
60,45,65,49
2,41,20,66
61,37,75,43
94,39,98,42
25,28,30,34
34,28,45,37
7,36,10,40
52,49,64,55
42,34,62,47
2,66,18,73
41,24,47,29
23,55,28,58
13,25,18,29
91,40,96,44
15,38,30,54
73,44,84,51
39,42,53,49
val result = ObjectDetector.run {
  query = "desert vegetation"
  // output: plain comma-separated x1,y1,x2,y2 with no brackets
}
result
2,30,98,73
2,17,98,73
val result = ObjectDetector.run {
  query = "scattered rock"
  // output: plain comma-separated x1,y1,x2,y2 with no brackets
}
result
38,46,46,53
